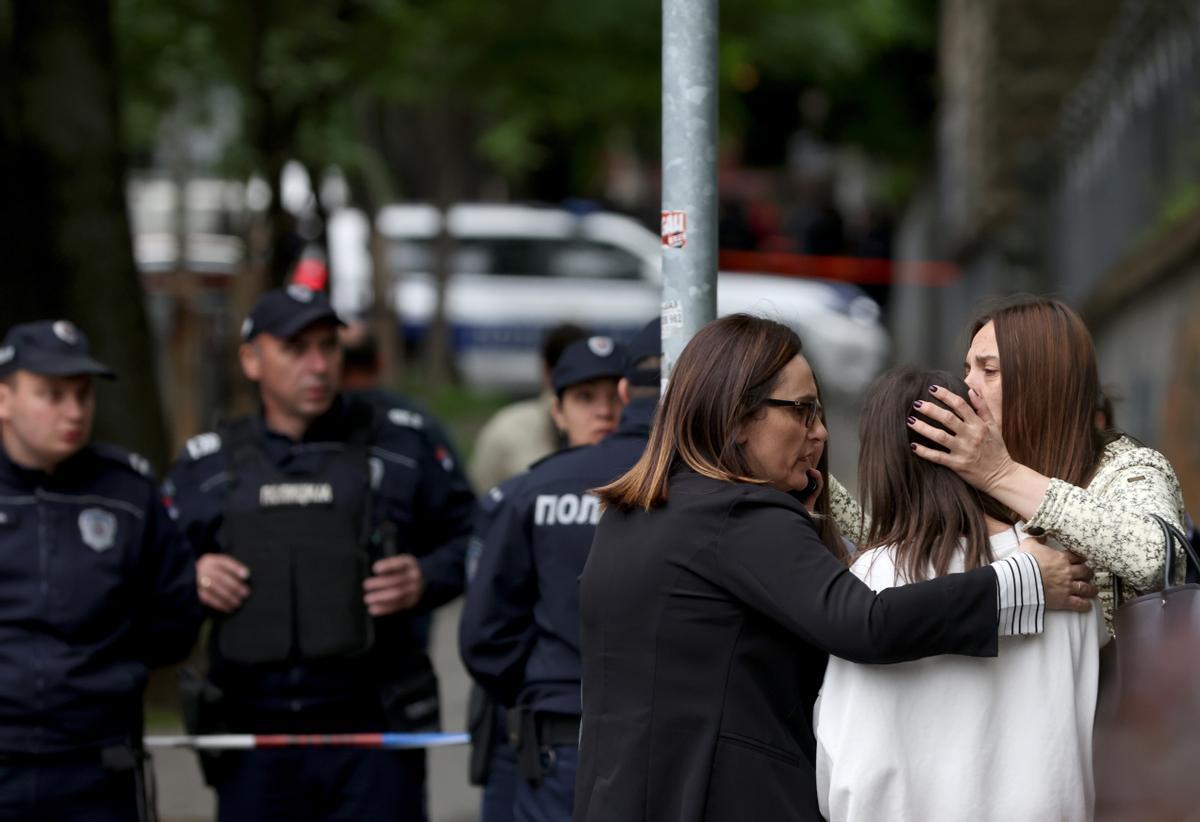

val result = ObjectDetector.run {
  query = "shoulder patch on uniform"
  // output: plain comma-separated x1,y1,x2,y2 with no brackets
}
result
128,452,153,478
185,432,222,460
387,408,425,430
91,443,155,480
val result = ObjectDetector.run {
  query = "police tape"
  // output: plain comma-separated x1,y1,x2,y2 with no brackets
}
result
143,732,471,750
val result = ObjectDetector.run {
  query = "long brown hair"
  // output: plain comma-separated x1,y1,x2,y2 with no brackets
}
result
858,368,994,582
596,314,846,560
971,295,1117,486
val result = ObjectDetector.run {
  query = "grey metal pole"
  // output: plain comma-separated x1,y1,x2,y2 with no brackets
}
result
661,0,719,382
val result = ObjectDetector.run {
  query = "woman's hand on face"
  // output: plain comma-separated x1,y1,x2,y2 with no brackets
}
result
1023,539,1097,612
908,385,1014,495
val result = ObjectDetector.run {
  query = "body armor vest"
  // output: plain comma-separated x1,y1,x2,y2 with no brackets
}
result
216,415,374,665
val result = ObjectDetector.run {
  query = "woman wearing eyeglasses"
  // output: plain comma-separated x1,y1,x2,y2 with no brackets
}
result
572,314,1097,822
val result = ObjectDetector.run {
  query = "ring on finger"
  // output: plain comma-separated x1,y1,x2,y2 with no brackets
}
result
200,575,212,590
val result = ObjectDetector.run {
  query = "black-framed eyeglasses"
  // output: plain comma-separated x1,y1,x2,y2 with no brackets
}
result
763,397,822,427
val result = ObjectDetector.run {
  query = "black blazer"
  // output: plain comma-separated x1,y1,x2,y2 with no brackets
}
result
573,470,1001,822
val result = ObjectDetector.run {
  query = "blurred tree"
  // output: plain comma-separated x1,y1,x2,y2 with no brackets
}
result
721,0,937,184
114,0,935,387
0,0,168,469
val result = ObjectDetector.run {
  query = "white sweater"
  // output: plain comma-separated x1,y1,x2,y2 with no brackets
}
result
815,528,1105,822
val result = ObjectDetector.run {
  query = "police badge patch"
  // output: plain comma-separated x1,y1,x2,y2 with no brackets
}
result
78,508,118,552
52,320,79,345
587,336,615,357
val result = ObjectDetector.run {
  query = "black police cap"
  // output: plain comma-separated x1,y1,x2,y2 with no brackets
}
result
241,285,345,342
551,336,627,394
0,320,115,380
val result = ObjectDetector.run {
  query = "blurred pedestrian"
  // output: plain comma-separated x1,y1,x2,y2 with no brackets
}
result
469,324,588,494
573,314,1096,822
460,328,656,822
816,367,1105,821
903,295,1186,627
0,320,201,821
164,285,475,822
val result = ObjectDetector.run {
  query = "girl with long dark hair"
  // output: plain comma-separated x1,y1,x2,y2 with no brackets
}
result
815,367,1104,821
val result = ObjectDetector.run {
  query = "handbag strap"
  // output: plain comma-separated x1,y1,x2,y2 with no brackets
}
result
1153,513,1200,588
1112,514,1198,604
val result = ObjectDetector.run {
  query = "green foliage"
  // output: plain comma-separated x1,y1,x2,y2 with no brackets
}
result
115,0,936,197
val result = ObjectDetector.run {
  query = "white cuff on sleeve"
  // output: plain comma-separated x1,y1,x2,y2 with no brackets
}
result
991,552,1045,637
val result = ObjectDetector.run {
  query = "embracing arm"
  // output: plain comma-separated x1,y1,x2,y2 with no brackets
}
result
1023,449,1184,589
707,492,1092,664
911,386,1185,590
827,475,867,547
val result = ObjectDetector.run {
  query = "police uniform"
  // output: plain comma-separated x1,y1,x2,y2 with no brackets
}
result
164,289,476,822
0,321,202,822
464,475,526,822
460,326,660,822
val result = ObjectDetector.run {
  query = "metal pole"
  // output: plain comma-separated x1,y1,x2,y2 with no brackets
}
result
661,0,719,381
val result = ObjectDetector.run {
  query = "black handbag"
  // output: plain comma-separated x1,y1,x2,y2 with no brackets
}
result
1094,514,1200,821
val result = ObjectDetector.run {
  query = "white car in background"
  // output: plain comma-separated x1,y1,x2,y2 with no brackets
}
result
328,203,888,396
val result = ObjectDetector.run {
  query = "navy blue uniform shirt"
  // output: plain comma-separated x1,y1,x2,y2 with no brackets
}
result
163,393,475,711
459,396,656,716
0,442,201,754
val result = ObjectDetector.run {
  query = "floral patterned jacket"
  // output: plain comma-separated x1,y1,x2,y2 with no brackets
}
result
829,436,1187,628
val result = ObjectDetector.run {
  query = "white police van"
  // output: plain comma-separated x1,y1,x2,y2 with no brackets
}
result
328,203,889,396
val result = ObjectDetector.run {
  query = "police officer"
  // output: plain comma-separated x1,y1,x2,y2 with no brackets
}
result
0,320,202,821
164,285,476,822
464,334,628,822
459,322,661,822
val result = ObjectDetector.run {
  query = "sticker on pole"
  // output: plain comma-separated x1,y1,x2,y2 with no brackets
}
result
661,211,687,248
661,300,684,333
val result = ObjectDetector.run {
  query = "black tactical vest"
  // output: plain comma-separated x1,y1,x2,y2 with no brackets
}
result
215,414,375,665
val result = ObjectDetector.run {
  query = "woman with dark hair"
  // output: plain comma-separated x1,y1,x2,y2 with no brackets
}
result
815,367,1105,821
572,314,1096,822
905,295,1186,626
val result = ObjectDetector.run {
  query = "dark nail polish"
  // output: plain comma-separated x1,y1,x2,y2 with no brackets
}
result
912,400,922,409
906,416,916,425
929,385,938,394
910,443,918,451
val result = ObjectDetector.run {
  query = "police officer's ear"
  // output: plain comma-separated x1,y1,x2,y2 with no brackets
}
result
549,393,567,435
239,341,264,382
618,377,631,407
0,375,12,423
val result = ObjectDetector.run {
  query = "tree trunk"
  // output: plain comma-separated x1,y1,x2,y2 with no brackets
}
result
7,0,168,469
0,2,39,324
423,102,466,386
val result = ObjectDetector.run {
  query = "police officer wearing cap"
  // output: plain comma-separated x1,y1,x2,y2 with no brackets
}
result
164,285,476,822
0,320,202,821
459,324,662,822
464,334,625,822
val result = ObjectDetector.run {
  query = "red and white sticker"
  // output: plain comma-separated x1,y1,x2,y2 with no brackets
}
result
661,210,687,248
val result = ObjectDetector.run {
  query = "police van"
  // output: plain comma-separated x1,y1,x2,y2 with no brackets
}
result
329,202,889,396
